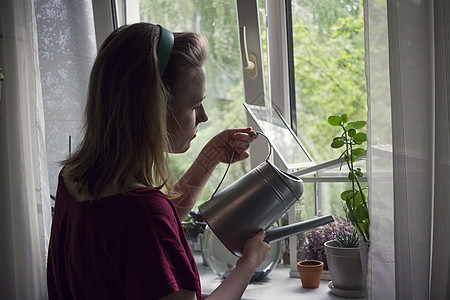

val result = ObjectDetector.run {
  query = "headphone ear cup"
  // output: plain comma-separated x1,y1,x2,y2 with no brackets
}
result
156,25,174,76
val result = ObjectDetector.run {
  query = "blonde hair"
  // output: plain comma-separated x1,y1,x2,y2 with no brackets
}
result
63,23,207,197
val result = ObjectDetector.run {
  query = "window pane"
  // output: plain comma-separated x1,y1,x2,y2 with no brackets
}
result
126,0,252,209
292,0,366,162
290,0,367,219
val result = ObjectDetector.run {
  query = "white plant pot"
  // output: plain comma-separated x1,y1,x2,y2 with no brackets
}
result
324,240,366,298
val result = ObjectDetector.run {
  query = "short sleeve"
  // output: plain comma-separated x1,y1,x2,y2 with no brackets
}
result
123,192,200,300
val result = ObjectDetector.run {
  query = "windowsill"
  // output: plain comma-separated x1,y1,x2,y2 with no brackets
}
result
195,254,365,300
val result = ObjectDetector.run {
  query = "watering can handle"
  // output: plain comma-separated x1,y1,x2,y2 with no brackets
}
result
251,130,273,162
209,130,273,200
264,215,334,244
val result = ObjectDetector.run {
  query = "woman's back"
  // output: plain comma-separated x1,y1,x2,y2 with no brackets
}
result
47,172,201,300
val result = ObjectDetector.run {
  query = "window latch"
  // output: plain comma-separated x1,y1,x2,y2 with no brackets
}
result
239,26,257,78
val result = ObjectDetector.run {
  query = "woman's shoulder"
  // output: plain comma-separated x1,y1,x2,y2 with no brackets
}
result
58,167,172,208
123,189,183,236
126,187,178,219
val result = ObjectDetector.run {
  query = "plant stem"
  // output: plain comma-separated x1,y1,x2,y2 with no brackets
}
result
341,122,369,243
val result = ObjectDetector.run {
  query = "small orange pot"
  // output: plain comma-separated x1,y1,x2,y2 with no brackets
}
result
297,260,324,289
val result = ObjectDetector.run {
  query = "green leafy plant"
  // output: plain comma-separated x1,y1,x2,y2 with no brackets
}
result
328,113,369,244
182,211,205,241
334,228,360,248
299,212,356,269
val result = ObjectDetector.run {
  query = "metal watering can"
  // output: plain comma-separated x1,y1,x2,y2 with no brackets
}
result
199,132,334,256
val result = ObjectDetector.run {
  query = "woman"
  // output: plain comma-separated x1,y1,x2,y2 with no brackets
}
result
47,23,271,300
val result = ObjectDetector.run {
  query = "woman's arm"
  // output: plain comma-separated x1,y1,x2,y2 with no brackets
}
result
171,128,257,220
158,231,270,300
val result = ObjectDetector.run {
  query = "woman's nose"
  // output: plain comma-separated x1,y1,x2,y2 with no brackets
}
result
197,106,208,123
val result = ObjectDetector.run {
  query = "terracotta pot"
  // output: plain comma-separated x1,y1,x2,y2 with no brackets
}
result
297,260,324,289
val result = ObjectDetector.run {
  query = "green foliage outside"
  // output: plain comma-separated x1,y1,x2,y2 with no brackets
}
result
292,0,366,162
291,0,367,218
139,0,252,209
138,0,367,212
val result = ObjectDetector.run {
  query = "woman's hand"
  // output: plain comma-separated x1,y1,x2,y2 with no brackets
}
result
237,231,271,270
207,231,271,300
199,127,258,167
172,127,257,220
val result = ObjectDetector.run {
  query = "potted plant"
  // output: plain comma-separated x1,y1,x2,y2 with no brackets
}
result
324,230,366,297
298,212,354,278
182,211,206,254
324,113,369,297
327,114,369,243
296,259,324,289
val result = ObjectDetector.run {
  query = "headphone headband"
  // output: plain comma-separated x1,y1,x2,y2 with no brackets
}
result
156,25,174,76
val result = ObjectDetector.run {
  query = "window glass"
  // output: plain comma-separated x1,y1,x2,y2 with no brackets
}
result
125,0,252,208
290,0,367,218
292,0,366,162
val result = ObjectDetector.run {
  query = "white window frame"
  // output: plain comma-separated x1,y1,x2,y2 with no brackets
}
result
92,0,116,49
236,0,300,276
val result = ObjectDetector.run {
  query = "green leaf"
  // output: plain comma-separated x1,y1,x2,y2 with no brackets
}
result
341,190,353,201
355,169,364,177
346,203,357,222
356,221,368,236
348,128,356,137
344,122,354,131
354,191,364,206
352,121,366,129
343,154,349,162
348,172,356,181
341,114,348,123
344,153,356,162
354,205,369,220
328,115,342,126
331,138,345,148
362,221,370,236
354,132,367,143
352,148,365,156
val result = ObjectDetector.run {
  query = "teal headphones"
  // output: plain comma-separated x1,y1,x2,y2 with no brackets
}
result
156,25,174,75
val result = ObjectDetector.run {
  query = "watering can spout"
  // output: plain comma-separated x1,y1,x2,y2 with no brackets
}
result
264,215,334,244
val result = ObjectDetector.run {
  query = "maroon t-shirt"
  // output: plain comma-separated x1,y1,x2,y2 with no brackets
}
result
47,173,201,300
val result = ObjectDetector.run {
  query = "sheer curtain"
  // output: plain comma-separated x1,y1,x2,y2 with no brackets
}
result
0,0,52,298
366,0,450,299
35,0,97,199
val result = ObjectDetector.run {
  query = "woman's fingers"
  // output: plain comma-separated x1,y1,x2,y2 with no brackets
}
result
229,129,257,154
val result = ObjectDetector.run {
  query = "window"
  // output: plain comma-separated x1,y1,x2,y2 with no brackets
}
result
120,0,367,273
289,0,367,219
242,0,367,273
254,0,367,218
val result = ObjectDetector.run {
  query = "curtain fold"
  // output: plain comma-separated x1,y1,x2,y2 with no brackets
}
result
366,0,450,298
365,0,395,298
0,0,51,298
387,0,434,298
430,0,450,298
